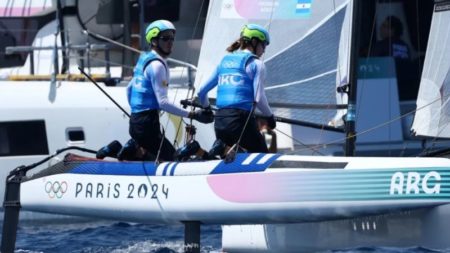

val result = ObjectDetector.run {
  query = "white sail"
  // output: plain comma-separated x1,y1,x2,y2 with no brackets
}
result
412,1,450,138
195,0,351,126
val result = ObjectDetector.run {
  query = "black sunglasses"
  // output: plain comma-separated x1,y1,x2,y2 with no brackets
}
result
159,36,175,42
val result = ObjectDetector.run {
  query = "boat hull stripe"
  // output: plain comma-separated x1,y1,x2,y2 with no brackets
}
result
208,167,450,203
257,154,276,164
211,153,281,174
242,153,260,165
162,163,171,176
170,163,179,176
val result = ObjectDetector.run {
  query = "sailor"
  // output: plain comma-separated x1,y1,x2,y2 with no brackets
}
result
123,20,213,161
197,24,276,154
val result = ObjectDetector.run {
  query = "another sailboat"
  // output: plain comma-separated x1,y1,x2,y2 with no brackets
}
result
0,0,206,220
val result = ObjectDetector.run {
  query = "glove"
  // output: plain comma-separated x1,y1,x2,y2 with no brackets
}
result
190,109,214,124
267,115,276,129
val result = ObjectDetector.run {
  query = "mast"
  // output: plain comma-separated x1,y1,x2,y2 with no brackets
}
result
345,0,362,156
56,0,68,74
122,0,133,77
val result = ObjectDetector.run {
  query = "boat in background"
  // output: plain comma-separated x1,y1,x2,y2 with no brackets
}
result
0,0,211,220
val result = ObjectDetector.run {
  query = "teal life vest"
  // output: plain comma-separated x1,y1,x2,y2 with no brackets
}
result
216,51,256,111
129,52,165,113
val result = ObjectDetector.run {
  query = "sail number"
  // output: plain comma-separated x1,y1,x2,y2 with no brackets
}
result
75,182,169,200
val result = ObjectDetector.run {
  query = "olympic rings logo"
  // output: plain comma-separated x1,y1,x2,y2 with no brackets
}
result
45,181,68,199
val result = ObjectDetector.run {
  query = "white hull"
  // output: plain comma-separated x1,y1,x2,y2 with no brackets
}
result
223,205,450,252
15,153,450,251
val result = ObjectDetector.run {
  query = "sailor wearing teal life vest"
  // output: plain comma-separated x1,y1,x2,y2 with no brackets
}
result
197,24,276,153
124,20,213,161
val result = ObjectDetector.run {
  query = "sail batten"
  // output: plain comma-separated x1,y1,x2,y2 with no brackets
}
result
265,69,337,91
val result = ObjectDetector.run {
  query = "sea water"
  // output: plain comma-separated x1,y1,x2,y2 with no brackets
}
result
2,220,450,253
4,221,221,253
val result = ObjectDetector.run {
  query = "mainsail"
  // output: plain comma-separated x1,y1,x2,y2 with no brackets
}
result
412,1,450,138
195,0,351,126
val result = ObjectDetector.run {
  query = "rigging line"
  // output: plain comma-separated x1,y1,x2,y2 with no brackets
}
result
265,0,276,36
303,91,450,153
83,27,197,151
83,13,97,26
265,69,337,90
83,30,197,70
84,30,141,54
83,30,192,152
3,0,8,16
27,0,32,16
84,24,200,161
78,66,131,118
158,0,207,158
140,161,168,219
356,2,378,116
26,0,31,16
154,61,181,163
229,0,277,155
171,0,207,148
8,0,13,16
21,0,27,16
274,128,326,156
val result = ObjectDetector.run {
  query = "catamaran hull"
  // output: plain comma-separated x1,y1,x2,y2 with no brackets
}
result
223,205,450,252
17,153,450,251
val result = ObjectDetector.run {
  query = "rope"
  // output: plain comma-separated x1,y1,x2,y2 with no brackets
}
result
290,93,450,155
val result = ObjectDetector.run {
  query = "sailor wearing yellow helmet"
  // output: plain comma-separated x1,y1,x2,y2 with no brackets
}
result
124,20,213,161
197,24,276,154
